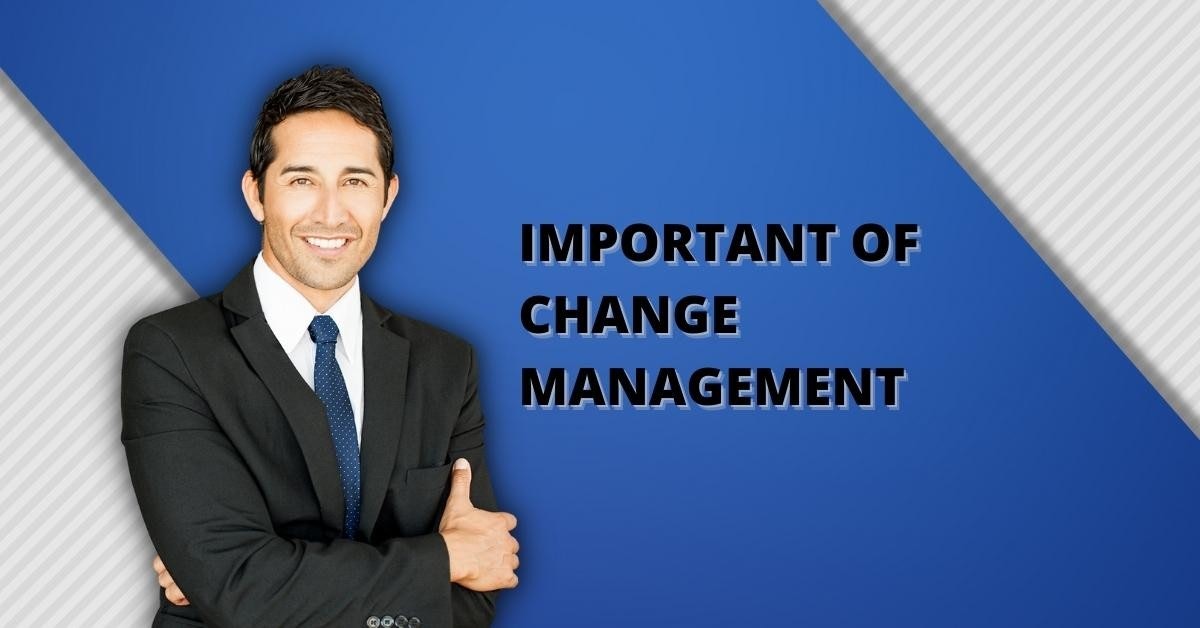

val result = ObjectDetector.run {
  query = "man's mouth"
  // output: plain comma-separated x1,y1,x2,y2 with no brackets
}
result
301,236,353,256
305,236,348,249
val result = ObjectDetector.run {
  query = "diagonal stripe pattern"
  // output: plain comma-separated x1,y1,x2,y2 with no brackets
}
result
0,68,194,625
823,0,1200,436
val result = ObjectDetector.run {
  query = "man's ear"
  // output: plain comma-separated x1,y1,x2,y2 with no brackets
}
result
382,172,400,221
241,170,265,223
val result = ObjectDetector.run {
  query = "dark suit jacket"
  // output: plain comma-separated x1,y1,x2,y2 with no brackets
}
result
121,260,499,628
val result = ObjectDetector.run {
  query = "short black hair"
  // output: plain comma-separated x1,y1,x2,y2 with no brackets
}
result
249,65,395,200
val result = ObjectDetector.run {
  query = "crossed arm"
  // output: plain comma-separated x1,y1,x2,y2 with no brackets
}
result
122,320,518,627
152,458,518,603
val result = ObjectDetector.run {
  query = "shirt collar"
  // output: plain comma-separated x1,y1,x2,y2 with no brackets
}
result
253,251,362,358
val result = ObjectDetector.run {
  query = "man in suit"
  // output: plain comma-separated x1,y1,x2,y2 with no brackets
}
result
121,65,519,627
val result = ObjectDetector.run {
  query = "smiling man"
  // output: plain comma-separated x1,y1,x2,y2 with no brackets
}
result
121,66,517,628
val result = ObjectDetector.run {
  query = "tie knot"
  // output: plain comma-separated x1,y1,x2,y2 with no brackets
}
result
308,315,340,344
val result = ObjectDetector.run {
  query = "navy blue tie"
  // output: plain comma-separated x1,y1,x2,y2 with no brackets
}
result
308,315,361,539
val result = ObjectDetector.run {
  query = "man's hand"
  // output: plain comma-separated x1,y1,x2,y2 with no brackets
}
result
438,458,520,591
153,554,190,606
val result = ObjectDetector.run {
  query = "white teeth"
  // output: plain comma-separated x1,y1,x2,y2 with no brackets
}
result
305,237,347,249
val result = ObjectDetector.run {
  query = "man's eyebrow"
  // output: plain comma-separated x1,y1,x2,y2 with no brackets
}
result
278,164,380,177
279,164,317,176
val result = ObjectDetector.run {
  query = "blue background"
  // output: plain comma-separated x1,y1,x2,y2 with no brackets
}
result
4,1,1200,625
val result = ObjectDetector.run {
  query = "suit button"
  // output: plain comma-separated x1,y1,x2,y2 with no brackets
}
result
380,616,395,627
395,616,407,625
408,617,421,628
366,617,380,628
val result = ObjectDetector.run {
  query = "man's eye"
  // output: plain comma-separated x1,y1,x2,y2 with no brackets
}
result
291,178,313,186
345,178,366,186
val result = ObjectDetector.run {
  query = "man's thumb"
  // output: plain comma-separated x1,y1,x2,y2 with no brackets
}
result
447,458,473,508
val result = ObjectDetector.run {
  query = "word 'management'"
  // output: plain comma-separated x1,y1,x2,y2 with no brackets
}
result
523,366,907,409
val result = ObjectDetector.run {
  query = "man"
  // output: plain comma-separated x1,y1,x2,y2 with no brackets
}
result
121,66,518,628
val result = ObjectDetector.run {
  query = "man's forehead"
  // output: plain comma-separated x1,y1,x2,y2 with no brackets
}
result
270,110,381,172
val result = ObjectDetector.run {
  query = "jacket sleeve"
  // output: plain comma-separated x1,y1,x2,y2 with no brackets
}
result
446,345,501,628
121,319,456,628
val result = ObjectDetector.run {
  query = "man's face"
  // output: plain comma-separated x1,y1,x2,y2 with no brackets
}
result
242,109,398,298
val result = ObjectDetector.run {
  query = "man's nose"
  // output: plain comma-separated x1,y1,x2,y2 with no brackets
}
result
312,185,349,225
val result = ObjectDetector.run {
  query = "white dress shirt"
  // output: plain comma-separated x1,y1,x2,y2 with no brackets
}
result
253,251,364,446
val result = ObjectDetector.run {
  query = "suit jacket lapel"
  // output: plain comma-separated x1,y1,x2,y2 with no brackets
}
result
222,262,346,535
358,293,410,541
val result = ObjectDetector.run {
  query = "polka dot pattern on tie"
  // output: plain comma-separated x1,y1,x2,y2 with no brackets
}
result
308,315,362,539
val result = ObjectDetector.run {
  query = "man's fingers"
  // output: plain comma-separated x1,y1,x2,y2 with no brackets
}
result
498,512,517,531
446,458,474,509
157,570,174,589
152,554,165,574
507,553,520,570
165,583,189,606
